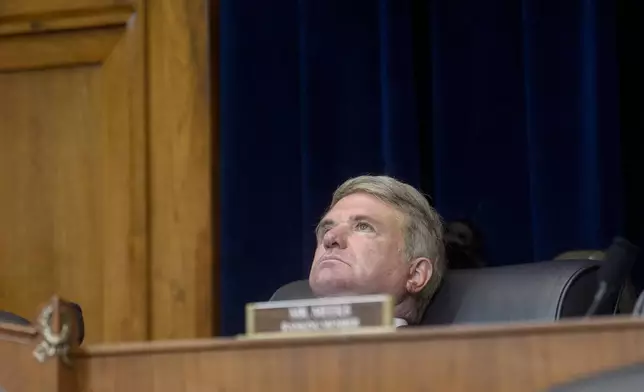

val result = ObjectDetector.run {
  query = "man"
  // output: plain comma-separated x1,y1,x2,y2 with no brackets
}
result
309,175,445,327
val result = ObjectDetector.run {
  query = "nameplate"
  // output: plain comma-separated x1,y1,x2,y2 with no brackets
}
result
245,294,394,338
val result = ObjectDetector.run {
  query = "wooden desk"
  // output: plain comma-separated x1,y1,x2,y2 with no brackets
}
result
5,314,644,391
0,298,79,392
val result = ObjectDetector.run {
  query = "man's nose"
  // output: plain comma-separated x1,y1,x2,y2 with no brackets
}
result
323,225,348,249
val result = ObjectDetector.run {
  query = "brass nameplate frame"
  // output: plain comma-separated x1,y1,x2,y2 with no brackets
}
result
245,294,394,339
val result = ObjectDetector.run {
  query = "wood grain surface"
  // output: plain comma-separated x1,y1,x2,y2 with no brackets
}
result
66,317,644,392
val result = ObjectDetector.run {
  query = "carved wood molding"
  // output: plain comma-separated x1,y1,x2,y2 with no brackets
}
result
0,6,134,36
0,6,134,72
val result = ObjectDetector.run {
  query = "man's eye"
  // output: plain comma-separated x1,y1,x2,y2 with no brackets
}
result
356,222,373,231
318,226,331,237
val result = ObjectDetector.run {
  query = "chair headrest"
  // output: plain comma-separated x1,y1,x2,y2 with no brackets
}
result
270,259,601,325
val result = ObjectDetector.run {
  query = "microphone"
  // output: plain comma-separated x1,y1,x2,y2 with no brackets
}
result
585,237,640,317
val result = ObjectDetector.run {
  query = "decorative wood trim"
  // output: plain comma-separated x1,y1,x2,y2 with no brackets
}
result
0,322,38,344
98,0,149,342
75,316,644,357
0,6,134,37
0,26,124,72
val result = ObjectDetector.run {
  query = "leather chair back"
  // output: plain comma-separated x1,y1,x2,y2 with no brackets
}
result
422,259,599,324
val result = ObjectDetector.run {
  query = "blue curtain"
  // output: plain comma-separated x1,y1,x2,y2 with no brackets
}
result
617,0,644,289
432,0,623,264
219,0,624,336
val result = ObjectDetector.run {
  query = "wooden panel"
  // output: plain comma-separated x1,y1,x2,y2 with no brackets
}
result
0,67,105,334
0,0,213,343
71,318,644,392
0,337,63,392
148,0,213,339
0,299,82,392
0,2,148,344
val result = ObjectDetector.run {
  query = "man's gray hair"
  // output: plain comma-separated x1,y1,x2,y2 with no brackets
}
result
329,175,445,314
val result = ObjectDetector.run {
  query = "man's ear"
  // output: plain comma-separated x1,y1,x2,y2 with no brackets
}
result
406,257,433,294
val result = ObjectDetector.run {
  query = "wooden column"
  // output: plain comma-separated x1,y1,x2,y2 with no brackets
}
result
148,0,215,339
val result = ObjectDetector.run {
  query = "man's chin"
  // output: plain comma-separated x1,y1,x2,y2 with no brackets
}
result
309,276,355,298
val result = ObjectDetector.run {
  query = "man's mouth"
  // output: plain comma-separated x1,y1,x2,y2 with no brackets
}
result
318,255,349,265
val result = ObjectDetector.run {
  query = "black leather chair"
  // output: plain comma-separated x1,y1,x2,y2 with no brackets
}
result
271,259,604,325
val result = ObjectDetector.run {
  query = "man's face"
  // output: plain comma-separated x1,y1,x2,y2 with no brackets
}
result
309,193,409,298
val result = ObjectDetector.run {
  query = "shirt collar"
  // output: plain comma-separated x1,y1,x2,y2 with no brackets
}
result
394,317,408,328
